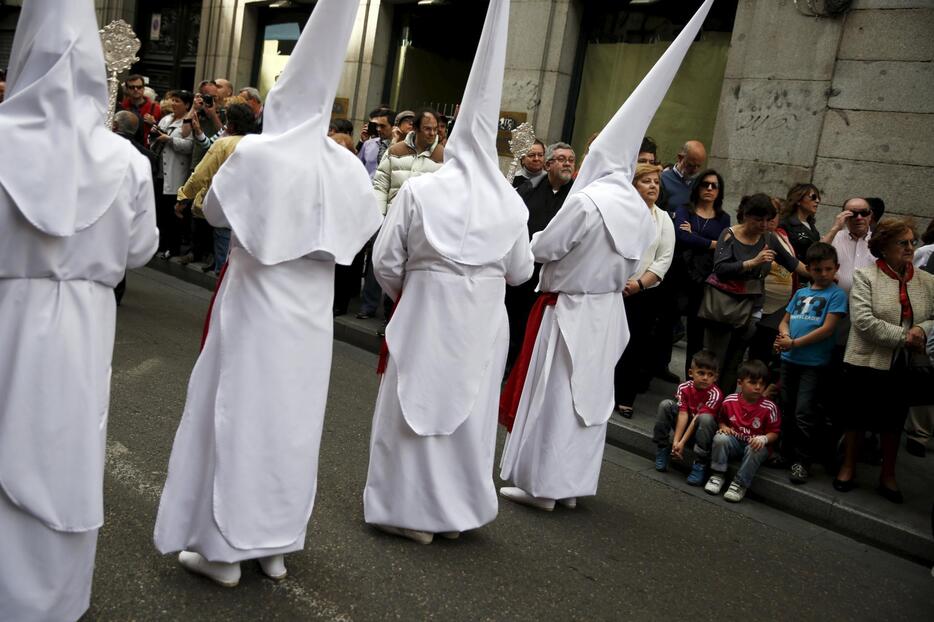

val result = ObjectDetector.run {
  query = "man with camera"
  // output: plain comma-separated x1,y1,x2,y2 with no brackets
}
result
120,73,162,148
358,107,395,179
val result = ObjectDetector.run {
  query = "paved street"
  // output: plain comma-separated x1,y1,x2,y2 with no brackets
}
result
85,268,934,621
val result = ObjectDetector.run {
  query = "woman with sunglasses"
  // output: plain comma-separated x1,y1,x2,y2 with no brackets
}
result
674,169,731,376
780,183,822,261
833,218,934,502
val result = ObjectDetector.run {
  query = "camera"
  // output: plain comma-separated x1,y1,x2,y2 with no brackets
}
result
366,121,378,137
202,94,214,107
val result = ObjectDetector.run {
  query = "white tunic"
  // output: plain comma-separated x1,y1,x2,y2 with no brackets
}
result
500,193,643,499
363,184,533,532
154,206,341,561
0,155,158,621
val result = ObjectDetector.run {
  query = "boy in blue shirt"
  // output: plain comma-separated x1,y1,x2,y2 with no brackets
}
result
775,242,847,484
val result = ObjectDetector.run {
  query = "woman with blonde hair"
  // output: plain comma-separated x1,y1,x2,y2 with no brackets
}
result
614,162,676,417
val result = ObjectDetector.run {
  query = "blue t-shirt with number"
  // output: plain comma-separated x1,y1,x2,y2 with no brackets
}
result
782,283,848,366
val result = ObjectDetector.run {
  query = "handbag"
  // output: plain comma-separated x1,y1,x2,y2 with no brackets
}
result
697,272,755,328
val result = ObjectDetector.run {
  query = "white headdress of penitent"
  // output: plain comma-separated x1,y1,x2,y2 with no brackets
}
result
0,0,132,237
570,0,714,260
208,0,381,266
408,0,527,266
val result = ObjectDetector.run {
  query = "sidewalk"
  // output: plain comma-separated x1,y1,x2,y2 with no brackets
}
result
145,257,934,564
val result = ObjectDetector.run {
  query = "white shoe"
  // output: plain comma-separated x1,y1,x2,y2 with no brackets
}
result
499,486,555,511
178,551,240,588
557,497,577,509
258,554,287,581
704,474,725,495
438,531,460,540
723,481,747,503
375,524,433,545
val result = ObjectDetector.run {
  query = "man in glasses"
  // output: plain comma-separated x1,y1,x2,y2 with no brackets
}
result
120,73,162,148
660,139,706,213
822,197,875,293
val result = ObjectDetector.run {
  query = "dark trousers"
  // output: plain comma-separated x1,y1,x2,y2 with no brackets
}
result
703,320,751,395
156,194,181,255
334,249,365,315
780,360,826,465
191,216,214,262
653,399,717,460
615,287,661,407
683,281,706,378
505,280,537,372
649,271,682,374
359,236,391,318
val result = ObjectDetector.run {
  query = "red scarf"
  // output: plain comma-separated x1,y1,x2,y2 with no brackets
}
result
876,258,914,322
200,261,229,350
498,292,559,432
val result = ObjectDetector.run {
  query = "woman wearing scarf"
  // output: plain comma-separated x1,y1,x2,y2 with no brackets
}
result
833,218,934,502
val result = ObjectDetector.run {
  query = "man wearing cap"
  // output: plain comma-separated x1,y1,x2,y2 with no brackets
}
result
154,0,381,586
498,0,714,512
0,1,159,618
364,0,532,545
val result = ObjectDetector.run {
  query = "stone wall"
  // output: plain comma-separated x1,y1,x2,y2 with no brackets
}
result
710,0,934,229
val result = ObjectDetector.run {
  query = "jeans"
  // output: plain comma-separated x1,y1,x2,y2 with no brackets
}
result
213,227,230,272
652,399,717,460
780,360,825,465
711,433,768,488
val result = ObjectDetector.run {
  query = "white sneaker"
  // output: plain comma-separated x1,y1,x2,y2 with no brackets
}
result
375,524,434,545
499,486,555,511
557,497,577,509
178,551,240,588
704,474,725,495
724,481,747,503
258,554,287,581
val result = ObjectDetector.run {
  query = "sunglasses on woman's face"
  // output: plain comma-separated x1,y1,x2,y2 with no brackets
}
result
896,239,918,249
700,181,718,190
806,193,820,201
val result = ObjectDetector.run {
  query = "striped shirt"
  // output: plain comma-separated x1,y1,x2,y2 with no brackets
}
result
675,381,723,418
718,394,781,441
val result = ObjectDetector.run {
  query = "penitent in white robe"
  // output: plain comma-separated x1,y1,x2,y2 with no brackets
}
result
500,193,643,500
154,197,342,562
363,184,533,533
0,155,158,621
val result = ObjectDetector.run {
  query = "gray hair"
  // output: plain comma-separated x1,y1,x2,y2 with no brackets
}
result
238,86,262,104
545,141,574,162
114,110,139,134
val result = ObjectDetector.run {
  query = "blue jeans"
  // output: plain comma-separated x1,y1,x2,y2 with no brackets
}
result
652,399,717,460
711,433,768,488
213,227,230,272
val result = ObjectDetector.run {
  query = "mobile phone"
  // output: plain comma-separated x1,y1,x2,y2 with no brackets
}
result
183,118,192,125
366,121,378,137
202,94,214,107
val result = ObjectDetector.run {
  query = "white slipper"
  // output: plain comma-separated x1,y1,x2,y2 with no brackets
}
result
375,524,433,544
258,554,287,581
178,551,240,588
499,486,555,511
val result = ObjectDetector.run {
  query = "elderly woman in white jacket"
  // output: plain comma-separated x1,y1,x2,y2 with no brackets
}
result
614,162,676,417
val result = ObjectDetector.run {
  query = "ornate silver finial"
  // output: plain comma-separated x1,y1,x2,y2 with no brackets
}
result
99,19,141,128
505,122,536,184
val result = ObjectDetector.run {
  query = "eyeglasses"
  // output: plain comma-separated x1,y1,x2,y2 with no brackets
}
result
550,155,575,164
700,181,719,190
806,193,820,201
848,209,871,218
896,239,919,249
126,84,144,90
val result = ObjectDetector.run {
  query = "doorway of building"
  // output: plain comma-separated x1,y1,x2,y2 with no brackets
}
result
132,0,202,98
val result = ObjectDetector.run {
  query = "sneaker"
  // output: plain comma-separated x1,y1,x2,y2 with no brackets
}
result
789,462,809,484
686,461,706,486
724,481,747,503
654,446,671,472
499,486,555,511
704,474,725,495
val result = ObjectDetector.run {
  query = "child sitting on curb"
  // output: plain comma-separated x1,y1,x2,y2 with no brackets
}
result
705,360,781,503
653,350,723,486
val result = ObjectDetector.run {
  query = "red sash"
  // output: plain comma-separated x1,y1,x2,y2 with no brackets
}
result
200,261,229,351
498,292,559,432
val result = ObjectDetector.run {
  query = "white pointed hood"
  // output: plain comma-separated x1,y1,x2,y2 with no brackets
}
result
209,0,381,266
409,0,527,266
0,0,132,237
572,0,714,260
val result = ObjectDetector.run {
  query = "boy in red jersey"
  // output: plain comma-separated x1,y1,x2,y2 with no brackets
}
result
653,350,722,485
704,360,781,503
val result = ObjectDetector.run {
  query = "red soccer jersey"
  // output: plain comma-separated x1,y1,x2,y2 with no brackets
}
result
718,393,781,441
675,381,722,418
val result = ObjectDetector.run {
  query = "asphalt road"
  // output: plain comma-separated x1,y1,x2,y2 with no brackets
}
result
83,267,934,621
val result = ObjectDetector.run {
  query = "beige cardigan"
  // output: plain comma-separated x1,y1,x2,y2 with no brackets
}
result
844,263,934,371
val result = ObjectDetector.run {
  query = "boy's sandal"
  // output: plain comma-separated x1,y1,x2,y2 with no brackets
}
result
616,405,634,419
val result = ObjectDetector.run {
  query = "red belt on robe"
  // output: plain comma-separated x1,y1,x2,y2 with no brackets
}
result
498,292,559,432
200,261,229,350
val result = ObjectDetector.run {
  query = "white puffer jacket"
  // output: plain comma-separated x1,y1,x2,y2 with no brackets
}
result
372,131,444,215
